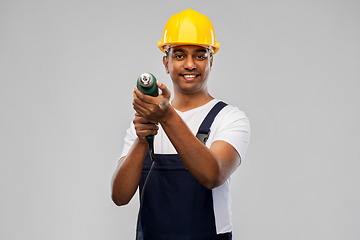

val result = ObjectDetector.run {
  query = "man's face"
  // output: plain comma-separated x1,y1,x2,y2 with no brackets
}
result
163,45,213,94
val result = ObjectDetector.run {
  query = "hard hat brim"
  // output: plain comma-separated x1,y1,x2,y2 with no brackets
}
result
158,42,220,55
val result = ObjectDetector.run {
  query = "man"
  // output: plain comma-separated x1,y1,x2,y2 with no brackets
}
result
112,9,250,240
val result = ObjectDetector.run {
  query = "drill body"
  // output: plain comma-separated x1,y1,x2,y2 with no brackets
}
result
137,73,159,142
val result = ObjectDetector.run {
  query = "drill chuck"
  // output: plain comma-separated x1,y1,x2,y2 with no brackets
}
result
137,73,159,97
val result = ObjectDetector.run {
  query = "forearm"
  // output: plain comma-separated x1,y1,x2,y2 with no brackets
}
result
111,138,148,206
159,107,225,189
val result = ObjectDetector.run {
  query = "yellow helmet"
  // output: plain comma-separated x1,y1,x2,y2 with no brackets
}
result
158,9,220,54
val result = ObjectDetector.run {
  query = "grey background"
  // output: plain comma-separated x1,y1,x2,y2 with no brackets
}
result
1,0,359,239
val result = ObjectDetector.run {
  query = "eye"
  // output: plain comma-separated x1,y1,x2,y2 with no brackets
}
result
173,54,184,60
195,53,207,60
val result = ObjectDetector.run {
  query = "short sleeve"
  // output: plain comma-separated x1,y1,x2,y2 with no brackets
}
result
210,106,250,161
119,122,137,160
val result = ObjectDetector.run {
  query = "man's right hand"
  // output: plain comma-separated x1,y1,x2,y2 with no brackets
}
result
133,113,159,143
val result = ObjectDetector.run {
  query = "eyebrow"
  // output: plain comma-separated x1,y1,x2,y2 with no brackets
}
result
172,49,185,53
172,48,207,54
194,49,207,53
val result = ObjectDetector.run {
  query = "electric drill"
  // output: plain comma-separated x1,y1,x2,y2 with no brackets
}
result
137,72,159,142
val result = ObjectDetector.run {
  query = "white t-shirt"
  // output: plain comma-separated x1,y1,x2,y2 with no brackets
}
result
120,99,250,233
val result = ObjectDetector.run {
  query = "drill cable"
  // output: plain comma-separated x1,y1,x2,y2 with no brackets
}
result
135,140,156,240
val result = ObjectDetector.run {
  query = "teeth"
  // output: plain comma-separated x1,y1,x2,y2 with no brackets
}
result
184,75,196,78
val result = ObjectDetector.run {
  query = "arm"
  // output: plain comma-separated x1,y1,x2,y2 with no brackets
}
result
111,81,171,206
133,83,241,189
160,107,240,189
111,114,159,206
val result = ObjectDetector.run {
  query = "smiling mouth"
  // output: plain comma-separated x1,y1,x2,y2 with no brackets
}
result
181,74,199,80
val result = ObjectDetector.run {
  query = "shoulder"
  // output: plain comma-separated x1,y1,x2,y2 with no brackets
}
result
208,100,250,159
214,100,249,127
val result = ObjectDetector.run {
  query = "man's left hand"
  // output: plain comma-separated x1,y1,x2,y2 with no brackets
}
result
133,81,171,122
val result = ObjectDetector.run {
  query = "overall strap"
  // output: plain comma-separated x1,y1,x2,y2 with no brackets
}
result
196,101,228,144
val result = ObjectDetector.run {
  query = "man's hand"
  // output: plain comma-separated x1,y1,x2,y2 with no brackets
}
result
133,81,171,122
133,113,159,143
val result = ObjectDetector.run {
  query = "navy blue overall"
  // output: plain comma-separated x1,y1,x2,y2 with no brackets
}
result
138,102,232,240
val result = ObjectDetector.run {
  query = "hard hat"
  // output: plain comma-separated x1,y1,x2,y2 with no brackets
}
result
158,9,220,54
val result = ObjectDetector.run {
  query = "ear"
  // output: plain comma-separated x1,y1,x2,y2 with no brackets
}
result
210,55,213,68
163,56,169,74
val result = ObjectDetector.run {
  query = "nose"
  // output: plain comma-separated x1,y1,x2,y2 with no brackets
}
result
183,56,196,70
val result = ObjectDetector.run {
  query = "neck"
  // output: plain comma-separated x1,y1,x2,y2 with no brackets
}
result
171,91,214,112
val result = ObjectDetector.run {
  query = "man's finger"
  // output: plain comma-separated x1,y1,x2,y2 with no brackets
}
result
157,81,171,100
134,86,156,104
